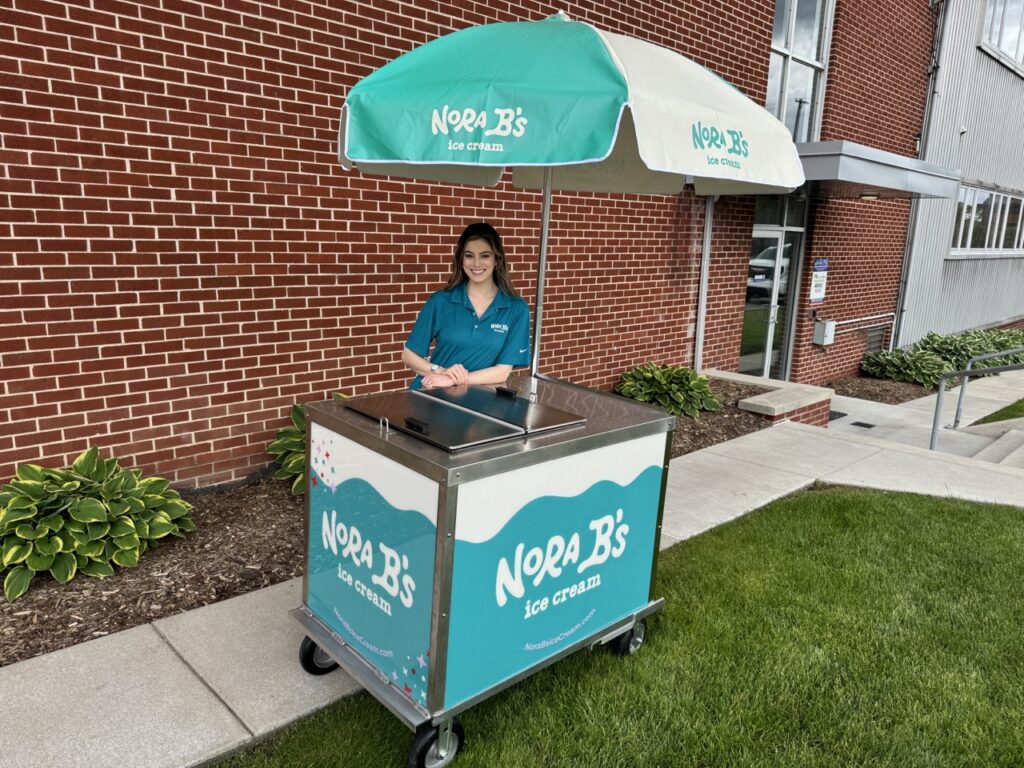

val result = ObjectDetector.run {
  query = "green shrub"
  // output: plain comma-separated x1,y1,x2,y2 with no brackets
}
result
0,447,195,602
862,328,1024,389
268,394,347,496
268,404,307,496
616,363,721,418
861,348,947,389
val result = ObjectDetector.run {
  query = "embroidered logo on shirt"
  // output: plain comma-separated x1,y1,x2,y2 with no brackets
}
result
490,323,509,333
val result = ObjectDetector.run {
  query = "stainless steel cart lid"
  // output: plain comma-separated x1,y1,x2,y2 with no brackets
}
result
420,384,586,434
344,385,585,452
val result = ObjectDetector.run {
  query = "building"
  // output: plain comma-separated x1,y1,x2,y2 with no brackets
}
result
897,0,1024,344
0,0,1017,488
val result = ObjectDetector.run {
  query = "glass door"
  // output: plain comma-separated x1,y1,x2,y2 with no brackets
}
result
739,230,800,378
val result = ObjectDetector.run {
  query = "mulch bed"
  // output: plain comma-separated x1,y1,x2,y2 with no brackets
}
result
0,377,770,668
827,375,935,405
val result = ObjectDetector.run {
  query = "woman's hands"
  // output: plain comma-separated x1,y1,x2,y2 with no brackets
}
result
443,364,469,385
421,371,455,388
421,363,468,389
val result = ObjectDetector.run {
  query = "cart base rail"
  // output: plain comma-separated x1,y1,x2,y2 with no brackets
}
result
292,597,666,731
292,606,433,730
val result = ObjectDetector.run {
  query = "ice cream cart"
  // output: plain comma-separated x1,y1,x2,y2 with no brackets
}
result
294,9,804,765
293,375,673,766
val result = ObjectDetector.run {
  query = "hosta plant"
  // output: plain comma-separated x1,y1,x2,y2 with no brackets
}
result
861,348,948,389
616,363,721,418
0,447,195,602
268,394,347,496
861,328,1024,390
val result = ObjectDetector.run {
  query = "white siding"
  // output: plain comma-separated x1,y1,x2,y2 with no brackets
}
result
900,0,1024,345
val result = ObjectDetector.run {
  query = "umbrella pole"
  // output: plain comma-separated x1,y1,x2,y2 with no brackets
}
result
529,168,553,389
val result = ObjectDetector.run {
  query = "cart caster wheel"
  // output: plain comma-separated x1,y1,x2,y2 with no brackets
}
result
408,719,464,768
611,619,647,656
298,636,339,675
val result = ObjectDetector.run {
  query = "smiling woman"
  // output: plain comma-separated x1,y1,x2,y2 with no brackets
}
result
401,223,531,390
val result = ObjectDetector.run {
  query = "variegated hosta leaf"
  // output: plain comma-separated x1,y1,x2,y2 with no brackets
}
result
15,463,45,483
49,552,77,584
2,538,32,568
25,550,55,572
3,566,33,602
56,530,76,553
33,535,62,556
86,522,110,541
160,500,191,520
71,446,100,479
112,547,139,568
114,533,140,550
0,503,37,528
70,498,107,524
147,517,175,539
75,540,105,558
79,559,114,579
109,517,136,537
38,513,64,533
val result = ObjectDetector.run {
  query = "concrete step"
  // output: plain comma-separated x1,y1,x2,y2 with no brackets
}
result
962,415,1024,438
972,429,1024,464
998,440,1024,469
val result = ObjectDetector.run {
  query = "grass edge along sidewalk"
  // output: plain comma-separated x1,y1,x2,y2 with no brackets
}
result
216,486,1024,768
974,396,1024,425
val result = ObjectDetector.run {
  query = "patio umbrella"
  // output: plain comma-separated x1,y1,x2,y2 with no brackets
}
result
337,12,805,377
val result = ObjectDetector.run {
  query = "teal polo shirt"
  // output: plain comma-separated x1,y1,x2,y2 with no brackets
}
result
405,283,531,389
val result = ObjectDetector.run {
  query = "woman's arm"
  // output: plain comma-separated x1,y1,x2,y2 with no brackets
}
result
465,364,513,385
402,346,436,377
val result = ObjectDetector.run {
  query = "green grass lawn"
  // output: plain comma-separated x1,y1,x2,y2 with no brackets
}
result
974,397,1024,425
218,487,1024,768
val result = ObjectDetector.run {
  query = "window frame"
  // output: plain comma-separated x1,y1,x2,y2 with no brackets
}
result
981,0,1024,77
768,0,836,143
950,183,1024,260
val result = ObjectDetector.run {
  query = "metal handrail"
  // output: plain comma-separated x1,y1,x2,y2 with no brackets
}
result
951,347,1024,430
929,355,1024,451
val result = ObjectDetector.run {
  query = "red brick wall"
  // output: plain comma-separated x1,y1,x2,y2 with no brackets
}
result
820,0,934,155
765,399,831,428
789,198,911,385
0,0,775,487
787,0,934,386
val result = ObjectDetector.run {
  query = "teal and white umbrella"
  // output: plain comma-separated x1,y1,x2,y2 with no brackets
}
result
338,13,805,374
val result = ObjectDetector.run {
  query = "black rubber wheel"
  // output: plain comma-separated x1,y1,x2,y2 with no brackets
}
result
298,636,339,675
611,619,647,656
408,719,465,768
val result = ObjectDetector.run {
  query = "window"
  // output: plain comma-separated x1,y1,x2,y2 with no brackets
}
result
768,0,831,142
952,184,1024,254
983,0,1024,72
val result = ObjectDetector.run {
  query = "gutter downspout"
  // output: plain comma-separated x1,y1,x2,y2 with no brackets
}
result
693,195,716,372
894,0,950,348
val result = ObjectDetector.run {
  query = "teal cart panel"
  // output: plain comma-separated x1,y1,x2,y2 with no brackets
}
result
306,423,438,708
443,433,665,710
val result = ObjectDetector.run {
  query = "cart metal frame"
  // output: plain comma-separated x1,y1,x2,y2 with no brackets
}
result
294,374,674,762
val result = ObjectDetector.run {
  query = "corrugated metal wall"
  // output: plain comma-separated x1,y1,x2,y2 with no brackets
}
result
900,0,1024,344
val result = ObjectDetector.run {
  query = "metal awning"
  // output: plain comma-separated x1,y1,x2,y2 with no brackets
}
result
797,140,960,199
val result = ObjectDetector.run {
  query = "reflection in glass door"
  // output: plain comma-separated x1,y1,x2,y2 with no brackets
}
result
739,230,801,377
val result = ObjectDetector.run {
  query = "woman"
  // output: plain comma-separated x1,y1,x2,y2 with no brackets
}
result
402,222,530,389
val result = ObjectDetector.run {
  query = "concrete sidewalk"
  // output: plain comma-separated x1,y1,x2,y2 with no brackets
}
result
2,419,1023,768
828,369,1024,459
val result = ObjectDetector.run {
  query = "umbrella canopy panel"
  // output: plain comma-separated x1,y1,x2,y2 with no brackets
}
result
340,13,805,195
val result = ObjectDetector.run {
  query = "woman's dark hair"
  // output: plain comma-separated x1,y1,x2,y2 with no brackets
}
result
443,222,520,297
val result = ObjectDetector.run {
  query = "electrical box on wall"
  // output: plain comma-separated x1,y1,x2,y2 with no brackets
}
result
813,319,836,346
